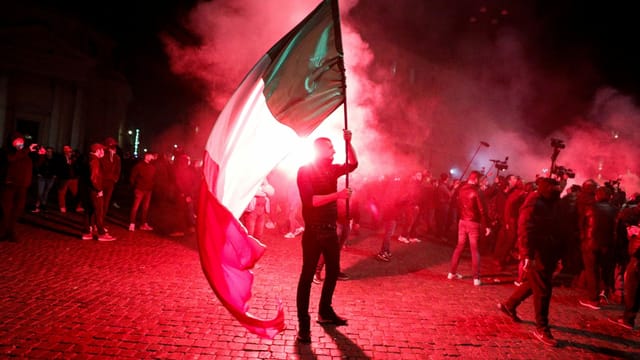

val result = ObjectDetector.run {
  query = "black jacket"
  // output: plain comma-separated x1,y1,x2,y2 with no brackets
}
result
518,190,562,266
456,182,488,225
583,200,618,251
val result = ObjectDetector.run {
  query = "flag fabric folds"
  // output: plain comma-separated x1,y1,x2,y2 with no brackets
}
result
197,0,345,339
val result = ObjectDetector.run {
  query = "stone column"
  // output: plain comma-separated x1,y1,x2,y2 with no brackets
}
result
70,85,84,149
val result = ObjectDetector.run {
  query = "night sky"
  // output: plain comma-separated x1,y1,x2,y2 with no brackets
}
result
19,0,640,189
29,0,640,132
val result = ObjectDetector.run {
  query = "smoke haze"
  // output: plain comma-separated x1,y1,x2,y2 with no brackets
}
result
160,0,640,195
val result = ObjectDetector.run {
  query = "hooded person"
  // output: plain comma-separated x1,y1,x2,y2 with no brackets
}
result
0,132,34,242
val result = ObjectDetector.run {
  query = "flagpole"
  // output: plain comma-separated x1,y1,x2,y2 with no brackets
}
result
329,0,350,219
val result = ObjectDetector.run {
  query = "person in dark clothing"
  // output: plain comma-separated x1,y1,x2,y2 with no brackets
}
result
375,176,403,262
448,170,489,286
0,132,34,242
80,143,115,241
31,146,57,213
100,137,121,218
397,172,424,243
129,152,156,231
493,175,525,270
578,186,618,309
435,173,452,239
172,154,199,235
608,204,640,330
55,145,83,213
483,175,507,254
295,130,358,344
497,177,563,347
555,185,582,282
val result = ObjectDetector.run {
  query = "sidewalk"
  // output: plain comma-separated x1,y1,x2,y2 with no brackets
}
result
1,214,638,359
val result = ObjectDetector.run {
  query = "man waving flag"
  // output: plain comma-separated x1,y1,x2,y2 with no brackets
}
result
197,0,346,339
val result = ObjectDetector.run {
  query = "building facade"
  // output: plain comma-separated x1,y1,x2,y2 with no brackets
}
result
0,3,131,152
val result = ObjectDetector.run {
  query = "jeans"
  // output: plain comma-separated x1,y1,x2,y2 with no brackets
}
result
36,175,56,207
57,178,79,209
296,225,340,333
130,189,152,224
243,197,267,239
450,219,482,278
380,219,397,253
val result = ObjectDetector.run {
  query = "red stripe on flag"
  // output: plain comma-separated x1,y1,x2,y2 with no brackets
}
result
197,156,285,339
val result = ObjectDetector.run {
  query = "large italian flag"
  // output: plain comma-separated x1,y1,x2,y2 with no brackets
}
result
197,0,345,339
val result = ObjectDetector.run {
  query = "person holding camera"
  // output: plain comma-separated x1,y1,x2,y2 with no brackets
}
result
0,132,34,242
497,177,563,346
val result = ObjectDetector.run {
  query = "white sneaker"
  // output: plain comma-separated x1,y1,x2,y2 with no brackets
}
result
128,223,135,231
409,237,422,243
447,273,463,280
284,232,295,239
294,227,305,236
98,233,116,242
140,223,153,231
398,236,410,243
473,278,482,286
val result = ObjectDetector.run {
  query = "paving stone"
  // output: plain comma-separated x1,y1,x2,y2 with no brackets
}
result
1,215,639,358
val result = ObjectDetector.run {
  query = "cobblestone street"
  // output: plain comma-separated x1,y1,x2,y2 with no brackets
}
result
1,210,639,359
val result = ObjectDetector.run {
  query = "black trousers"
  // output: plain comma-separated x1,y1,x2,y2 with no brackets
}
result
83,190,105,234
0,184,28,238
296,225,340,333
504,260,555,331
582,247,615,301
623,257,640,325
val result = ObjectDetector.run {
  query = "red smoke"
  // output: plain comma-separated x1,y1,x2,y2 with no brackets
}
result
160,0,640,197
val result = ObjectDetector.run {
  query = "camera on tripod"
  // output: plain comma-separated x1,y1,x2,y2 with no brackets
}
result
490,157,509,171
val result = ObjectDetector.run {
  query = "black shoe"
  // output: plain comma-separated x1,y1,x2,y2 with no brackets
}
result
296,331,311,344
497,303,522,322
337,272,350,281
532,328,557,347
317,312,348,326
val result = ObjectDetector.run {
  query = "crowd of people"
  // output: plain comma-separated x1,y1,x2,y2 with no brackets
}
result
2,130,639,346
0,132,201,243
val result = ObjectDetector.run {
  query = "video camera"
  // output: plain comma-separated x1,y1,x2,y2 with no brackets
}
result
551,138,565,149
490,156,509,171
605,178,622,190
552,165,575,179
